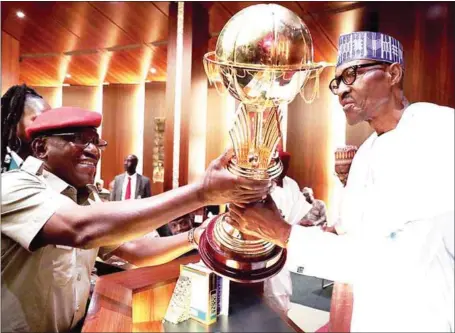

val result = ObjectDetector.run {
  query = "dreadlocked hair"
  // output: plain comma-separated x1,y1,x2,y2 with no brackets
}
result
1,84,42,169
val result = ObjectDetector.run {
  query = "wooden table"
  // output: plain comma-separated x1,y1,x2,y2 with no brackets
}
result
82,254,302,332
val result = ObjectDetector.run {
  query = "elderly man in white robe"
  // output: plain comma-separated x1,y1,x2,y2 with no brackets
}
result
230,31,454,332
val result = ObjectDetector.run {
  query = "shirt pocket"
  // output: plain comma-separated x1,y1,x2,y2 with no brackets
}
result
40,245,75,287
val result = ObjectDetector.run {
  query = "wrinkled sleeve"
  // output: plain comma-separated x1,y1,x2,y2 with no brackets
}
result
1,170,71,252
287,178,312,225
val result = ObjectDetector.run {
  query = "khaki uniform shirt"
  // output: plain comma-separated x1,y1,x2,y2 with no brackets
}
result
1,157,117,332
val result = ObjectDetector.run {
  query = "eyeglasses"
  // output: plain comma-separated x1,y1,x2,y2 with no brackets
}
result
329,62,388,95
46,132,108,151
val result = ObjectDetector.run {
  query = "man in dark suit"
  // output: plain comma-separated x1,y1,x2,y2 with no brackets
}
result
111,154,171,236
111,154,151,201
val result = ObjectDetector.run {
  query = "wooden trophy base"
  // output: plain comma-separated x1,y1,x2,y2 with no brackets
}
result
199,214,287,283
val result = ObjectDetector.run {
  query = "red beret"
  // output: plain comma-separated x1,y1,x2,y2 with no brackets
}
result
26,106,102,139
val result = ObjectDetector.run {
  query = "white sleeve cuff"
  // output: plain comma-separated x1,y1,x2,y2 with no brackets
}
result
285,225,356,284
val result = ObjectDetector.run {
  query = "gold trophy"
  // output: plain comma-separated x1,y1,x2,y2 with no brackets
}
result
199,4,328,283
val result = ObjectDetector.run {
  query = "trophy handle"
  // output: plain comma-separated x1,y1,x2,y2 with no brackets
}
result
300,62,334,104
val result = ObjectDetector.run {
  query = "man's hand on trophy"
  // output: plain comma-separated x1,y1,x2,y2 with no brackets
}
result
199,149,272,207
228,195,291,248
194,217,212,246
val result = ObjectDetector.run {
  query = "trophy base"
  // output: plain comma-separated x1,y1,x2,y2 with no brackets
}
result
199,214,287,283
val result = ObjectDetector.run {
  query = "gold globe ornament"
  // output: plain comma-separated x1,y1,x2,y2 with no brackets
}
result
199,3,331,283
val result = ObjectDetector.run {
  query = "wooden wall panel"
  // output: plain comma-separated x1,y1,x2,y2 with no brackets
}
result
62,85,101,111
164,2,209,191
143,82,167,195
187,4,209,184
32,86,62,108
163,2,177,191
101,84,144,187
286,69,335,206
205,87,233,168
1,31,20,95
377,2,454,107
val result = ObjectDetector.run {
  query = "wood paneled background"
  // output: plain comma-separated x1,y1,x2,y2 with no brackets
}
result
287,69,337,206
101,83,144,187
62,85,101,112
2,1,453,207
31,86,62,108
1,31,20,95
205,87,234,168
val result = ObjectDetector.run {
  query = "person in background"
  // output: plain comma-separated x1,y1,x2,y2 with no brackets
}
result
1,106,271,332
108,179,115,193
229,31,454,332
111,154,171,236
334,145,358,187
266,150,311,312
168,213,194,235
271,151,312,224
1,84,51,172
110,154,151,201
326,145,359,235
95,179,110,202
299,187,328,228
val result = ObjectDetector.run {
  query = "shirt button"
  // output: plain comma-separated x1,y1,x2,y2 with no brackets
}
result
77,273,81,281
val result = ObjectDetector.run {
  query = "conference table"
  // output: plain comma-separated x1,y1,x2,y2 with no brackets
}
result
82,252,302,332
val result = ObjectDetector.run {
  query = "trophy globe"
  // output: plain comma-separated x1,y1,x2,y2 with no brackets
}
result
200,3,329,283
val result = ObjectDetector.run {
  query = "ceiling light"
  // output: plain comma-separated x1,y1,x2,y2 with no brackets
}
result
65,74,71,78
145,80,151,83
149,68,157,74
62,83,70,87
16,11,25,18
103,82,109,85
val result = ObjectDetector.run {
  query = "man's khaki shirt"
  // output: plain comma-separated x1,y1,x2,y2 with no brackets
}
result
1,157,117,332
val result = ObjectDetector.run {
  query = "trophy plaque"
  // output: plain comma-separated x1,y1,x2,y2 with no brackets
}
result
199,4,329,283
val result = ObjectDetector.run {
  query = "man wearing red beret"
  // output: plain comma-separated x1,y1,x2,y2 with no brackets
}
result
1,106,270,332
